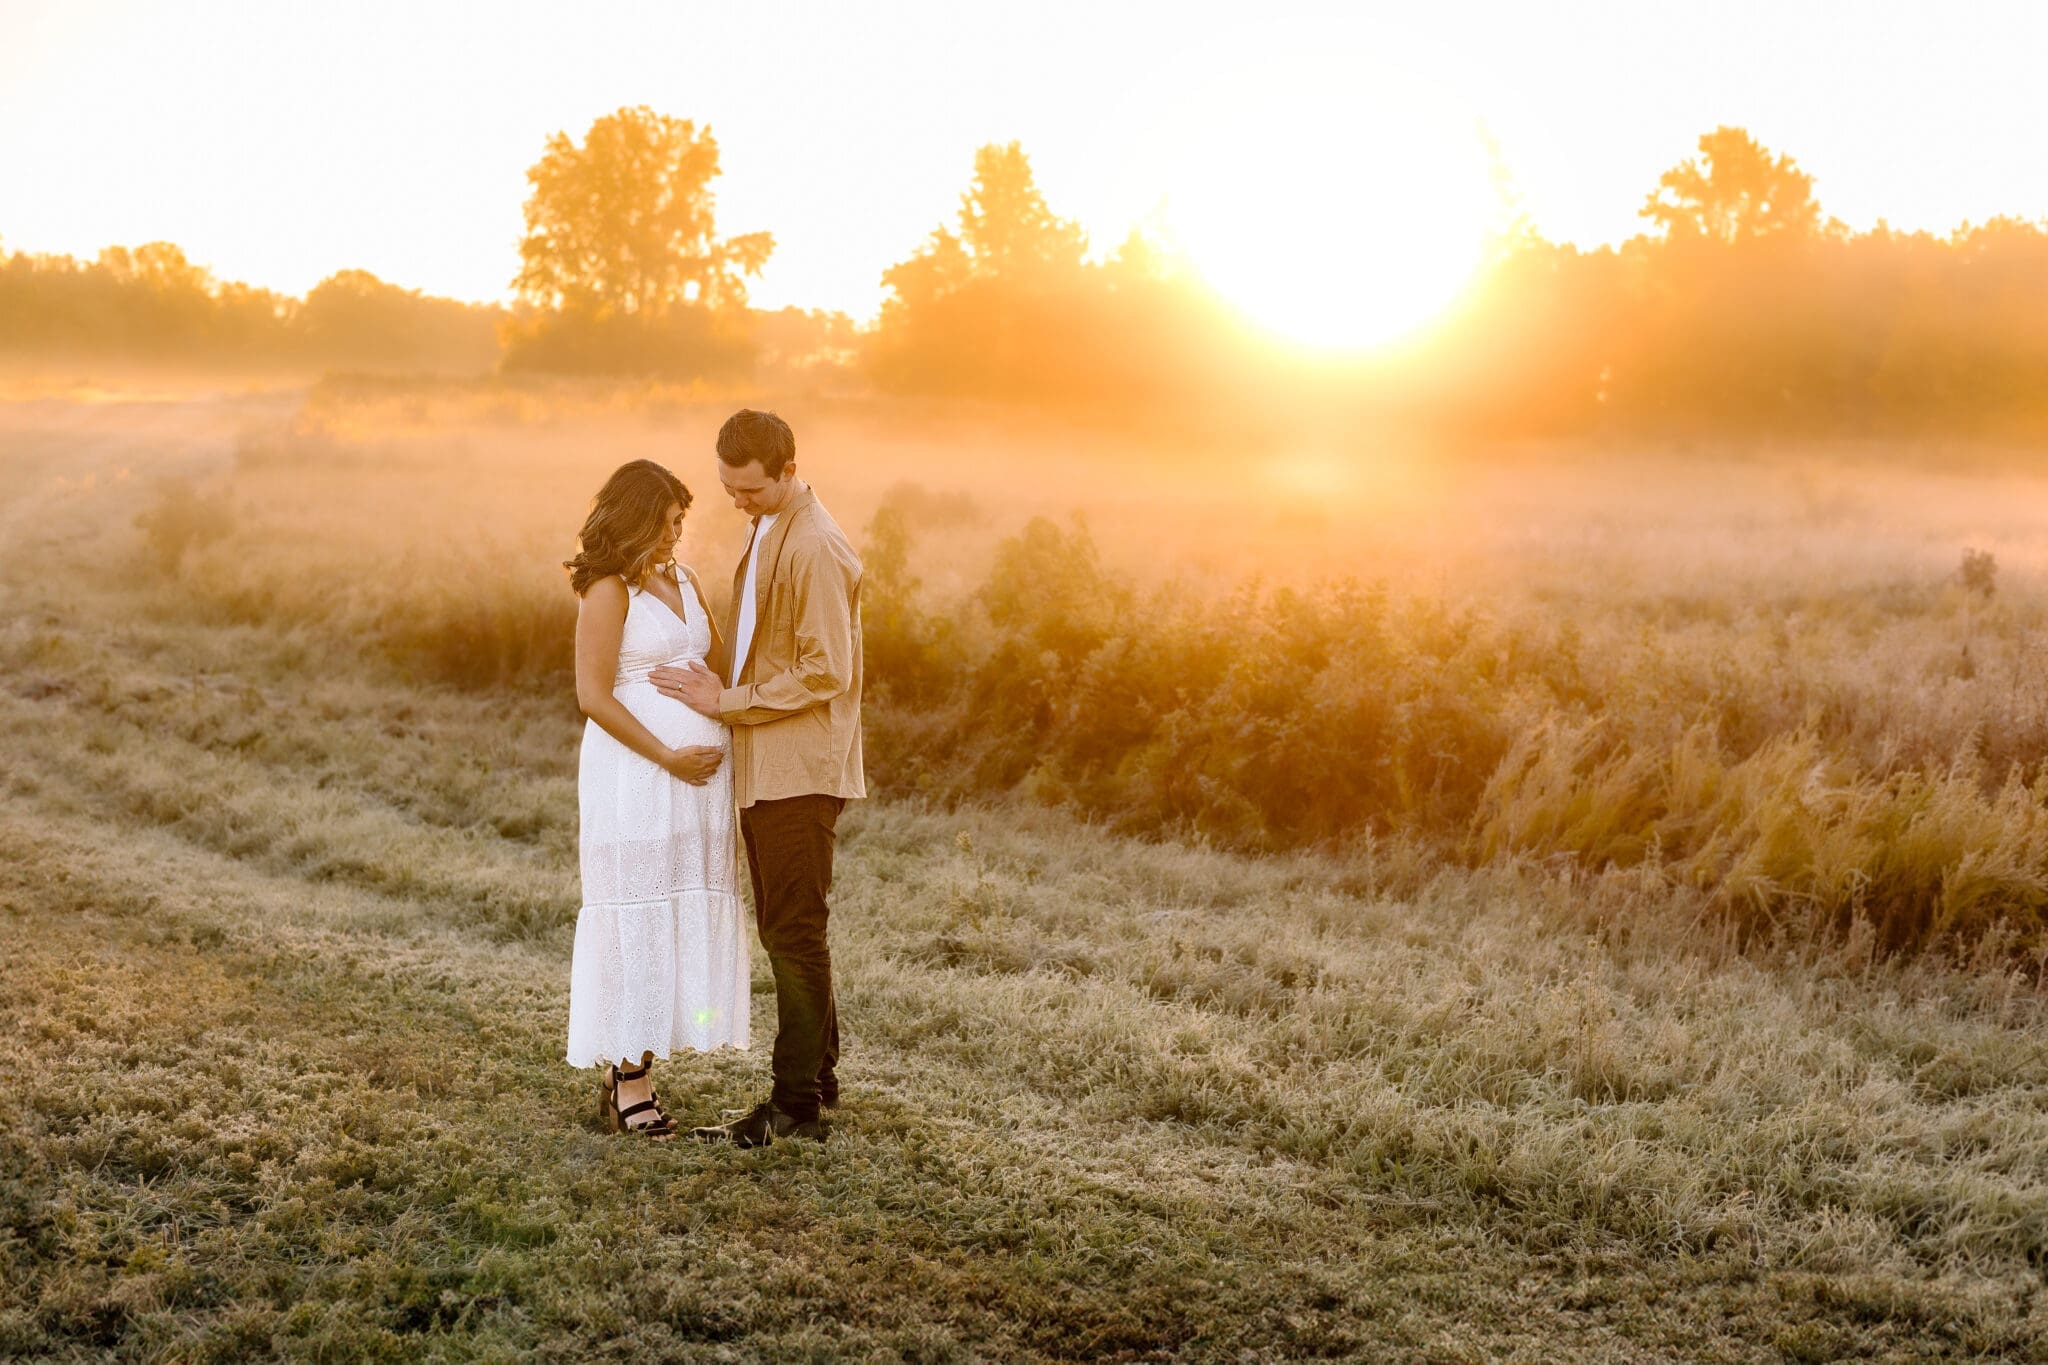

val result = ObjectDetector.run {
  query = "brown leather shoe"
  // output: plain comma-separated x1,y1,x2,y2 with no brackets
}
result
691,1100,827,1146
772,1105,830,1142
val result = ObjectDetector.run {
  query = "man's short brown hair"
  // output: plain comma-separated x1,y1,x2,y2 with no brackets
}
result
717,409,796,478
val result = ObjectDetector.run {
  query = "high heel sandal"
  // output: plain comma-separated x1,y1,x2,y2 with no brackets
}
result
599,1055,678,1140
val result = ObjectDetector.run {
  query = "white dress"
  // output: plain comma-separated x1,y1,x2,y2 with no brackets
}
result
564,572,750,1066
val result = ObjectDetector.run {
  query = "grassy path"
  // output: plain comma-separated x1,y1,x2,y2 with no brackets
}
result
1,752,1652,1361
5,622,2046,1359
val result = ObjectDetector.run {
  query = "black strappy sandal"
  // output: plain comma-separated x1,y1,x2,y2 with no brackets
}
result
599,1055,678,1140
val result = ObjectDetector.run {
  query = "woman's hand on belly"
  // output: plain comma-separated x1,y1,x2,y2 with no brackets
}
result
662,744,725,786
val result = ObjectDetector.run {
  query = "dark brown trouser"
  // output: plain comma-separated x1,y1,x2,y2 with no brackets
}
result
739,792,843,1123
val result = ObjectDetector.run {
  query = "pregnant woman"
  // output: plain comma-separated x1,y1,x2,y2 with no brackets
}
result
563,459,749,1140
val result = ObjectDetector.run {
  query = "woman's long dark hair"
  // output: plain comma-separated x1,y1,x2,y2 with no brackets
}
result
565,460,691,595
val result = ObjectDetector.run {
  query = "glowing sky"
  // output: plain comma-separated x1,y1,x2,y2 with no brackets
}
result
3,0,2045,323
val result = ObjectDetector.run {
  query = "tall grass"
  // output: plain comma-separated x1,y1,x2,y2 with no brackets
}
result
862,516,2048,959
130,394,2048,959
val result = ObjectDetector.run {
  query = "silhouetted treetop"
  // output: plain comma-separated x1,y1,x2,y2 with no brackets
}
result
1640,126,1828,245
96,242,214,296
868,141,1200,402
300,269,501,370
513,105,773,318
957,142,1089,277
0,242,494,369
881,141,1088,310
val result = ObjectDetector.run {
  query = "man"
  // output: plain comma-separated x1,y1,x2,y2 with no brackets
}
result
651,408,864,1147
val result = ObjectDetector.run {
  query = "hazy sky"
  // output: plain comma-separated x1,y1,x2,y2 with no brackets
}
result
3,0,2045,322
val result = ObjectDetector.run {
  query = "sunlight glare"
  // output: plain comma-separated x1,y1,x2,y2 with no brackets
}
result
1159,60,1500,351
1265,451,1360,502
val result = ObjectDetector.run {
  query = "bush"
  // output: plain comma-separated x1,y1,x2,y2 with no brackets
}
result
856,517,2048,959
133,478,235,573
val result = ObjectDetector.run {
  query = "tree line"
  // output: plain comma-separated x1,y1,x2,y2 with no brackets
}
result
5,108,2046,437
0,247,504,373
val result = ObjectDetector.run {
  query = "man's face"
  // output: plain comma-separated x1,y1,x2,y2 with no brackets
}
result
718,458,795,518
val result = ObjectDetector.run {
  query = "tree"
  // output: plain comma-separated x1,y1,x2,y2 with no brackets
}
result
96,241,214,295
879,141,1087,313
868,142,1095,395
1640,126,1825,244
298,269,501,371
91,242,224,350
512,105,772,318
954,141,1089,279
888,140,1097,302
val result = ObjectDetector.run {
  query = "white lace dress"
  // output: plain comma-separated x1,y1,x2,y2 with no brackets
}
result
564,572,750,1067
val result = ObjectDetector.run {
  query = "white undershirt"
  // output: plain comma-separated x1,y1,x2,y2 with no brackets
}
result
732,512,779,679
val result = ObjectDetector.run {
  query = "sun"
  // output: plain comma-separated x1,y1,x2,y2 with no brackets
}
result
1157,61,1501,352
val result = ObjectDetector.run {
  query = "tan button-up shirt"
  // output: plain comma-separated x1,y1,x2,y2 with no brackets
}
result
709,483,866,809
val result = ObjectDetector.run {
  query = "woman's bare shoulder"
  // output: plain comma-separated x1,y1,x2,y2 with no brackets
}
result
581,574,629,609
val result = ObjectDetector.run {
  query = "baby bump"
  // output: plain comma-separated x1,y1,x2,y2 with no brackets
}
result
614,680,729,750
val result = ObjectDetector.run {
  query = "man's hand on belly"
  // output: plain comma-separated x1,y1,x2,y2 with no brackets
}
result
652,660,725,719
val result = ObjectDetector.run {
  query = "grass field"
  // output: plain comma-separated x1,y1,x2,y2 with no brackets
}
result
4,389,2047,1361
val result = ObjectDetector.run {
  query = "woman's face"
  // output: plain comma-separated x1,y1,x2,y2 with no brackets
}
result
651,500,685,563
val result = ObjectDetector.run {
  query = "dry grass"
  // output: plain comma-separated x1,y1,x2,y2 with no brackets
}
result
110,380,2048,955
5,386,2048,1359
